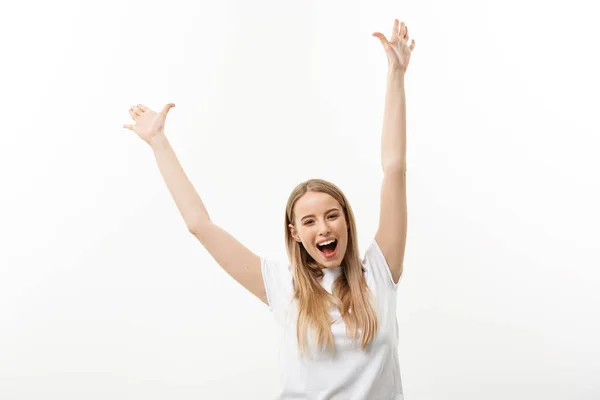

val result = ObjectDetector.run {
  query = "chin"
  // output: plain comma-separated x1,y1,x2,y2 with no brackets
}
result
321,251,345,268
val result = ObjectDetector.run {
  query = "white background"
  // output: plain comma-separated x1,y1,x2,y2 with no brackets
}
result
1,0,599,399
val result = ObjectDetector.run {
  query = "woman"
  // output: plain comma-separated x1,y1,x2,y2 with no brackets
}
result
123,18,415,400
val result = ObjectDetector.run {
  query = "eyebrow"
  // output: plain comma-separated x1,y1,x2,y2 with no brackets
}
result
300,208,340,222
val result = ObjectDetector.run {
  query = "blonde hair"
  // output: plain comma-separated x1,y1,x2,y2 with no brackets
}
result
284,178,379,356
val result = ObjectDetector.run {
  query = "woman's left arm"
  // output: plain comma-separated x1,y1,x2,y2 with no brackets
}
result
372,19,416,283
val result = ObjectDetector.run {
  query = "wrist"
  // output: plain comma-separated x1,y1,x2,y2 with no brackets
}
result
387,67,405,81
149,134,169,150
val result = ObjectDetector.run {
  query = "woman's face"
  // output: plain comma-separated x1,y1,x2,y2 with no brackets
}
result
289,191,348,268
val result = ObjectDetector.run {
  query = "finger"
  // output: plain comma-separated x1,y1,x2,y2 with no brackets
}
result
137,104,148,113
129,108,140,119
409,39,416,51
123,124,134,130
372,32,391,51
160,103,175,116
400,22,409,43
130,105,141,116
392,19,399,40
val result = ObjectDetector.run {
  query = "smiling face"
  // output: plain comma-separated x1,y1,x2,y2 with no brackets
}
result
288,191,349,268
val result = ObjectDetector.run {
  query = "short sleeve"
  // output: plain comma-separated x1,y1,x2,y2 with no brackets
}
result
363,239,402,291
260,257,294,324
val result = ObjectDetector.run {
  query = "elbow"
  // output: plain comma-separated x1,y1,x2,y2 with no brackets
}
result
187,218,212,235
382,162,407,175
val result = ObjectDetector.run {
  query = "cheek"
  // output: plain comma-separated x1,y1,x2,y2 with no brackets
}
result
297,227,311,242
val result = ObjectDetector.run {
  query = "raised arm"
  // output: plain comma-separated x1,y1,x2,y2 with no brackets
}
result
123,104,266,304
372,20,416,283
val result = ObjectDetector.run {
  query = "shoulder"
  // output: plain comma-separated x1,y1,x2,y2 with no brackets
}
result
362,239,402,290
260,256,294,312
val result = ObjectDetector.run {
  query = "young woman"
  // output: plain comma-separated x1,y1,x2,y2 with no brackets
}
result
123,18,415,400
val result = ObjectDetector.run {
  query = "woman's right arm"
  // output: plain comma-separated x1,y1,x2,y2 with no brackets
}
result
125,103,267,304
153,135,267,303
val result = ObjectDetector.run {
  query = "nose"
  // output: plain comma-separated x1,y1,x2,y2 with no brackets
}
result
318,220,331,236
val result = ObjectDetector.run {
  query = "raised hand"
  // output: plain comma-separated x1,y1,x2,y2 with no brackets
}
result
373,19,416,73
123,103,176,146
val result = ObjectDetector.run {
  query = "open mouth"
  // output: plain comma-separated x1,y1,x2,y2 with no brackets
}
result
316,239,338,258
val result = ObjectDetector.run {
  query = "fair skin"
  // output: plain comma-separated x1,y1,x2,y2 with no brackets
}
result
372,20,415,283
288,192,349,269
123,106,267,304
123,18,414,302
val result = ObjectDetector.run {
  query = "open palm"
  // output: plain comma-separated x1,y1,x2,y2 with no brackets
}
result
123,103,176,145
373,19,416,73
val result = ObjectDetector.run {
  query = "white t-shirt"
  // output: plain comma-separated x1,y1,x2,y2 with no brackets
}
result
261,239,404,400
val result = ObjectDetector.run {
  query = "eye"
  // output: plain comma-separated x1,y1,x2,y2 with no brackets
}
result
328,214,338,219
304,220,314,225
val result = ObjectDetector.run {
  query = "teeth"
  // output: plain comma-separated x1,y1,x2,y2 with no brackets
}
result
317,239,336,247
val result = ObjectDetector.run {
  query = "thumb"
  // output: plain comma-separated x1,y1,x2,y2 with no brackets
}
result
123,124,133,130
160,103,176,116
372,32,391,51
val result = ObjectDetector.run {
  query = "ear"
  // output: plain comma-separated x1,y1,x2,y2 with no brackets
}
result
288,223,301,242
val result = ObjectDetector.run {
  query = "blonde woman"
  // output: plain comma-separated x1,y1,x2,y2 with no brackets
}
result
123,18,415,400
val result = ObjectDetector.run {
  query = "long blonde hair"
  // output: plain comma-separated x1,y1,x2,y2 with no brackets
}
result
285,178,379,356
